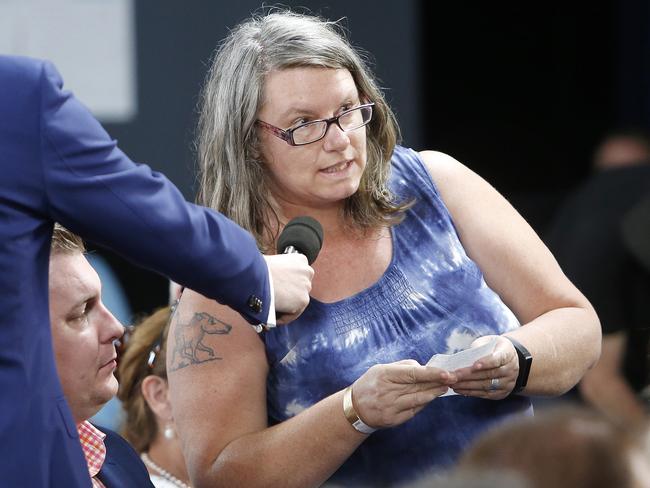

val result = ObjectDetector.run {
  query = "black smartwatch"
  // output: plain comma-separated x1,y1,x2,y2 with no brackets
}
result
504,336,532,394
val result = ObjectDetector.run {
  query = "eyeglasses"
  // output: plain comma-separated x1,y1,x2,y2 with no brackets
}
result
115,325,134,360
147,340,162,369
256,102,375,146
114,324,161,372
147,299,179,370
114,300,179,378
114,324,134,382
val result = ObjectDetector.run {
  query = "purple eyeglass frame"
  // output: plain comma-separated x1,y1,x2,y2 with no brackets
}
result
256,102,375,146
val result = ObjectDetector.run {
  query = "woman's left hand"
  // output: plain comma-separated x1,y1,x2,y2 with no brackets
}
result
450,335,519,400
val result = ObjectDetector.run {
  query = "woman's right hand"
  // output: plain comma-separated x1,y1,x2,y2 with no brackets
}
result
351,359,457,429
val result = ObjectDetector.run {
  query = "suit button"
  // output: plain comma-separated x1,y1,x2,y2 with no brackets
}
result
247,295,263,313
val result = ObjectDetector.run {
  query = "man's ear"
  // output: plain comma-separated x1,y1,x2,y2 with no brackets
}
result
140,375,172,421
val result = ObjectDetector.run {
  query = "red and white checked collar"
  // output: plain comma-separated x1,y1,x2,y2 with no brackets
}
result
77,421,107,488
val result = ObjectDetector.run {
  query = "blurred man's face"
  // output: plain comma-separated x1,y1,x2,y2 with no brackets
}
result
49,252,124,423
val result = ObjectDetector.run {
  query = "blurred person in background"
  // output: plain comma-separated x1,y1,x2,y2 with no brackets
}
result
457,406,650,488
118,306,191,488
408,470,530,488
546,128,650,427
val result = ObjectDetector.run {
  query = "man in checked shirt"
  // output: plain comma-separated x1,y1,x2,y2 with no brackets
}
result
48,224,153,488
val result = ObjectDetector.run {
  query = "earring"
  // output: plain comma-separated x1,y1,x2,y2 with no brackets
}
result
163,424,175,440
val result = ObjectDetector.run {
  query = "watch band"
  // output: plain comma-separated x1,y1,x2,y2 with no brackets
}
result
504,336,533,394
343,386,377,434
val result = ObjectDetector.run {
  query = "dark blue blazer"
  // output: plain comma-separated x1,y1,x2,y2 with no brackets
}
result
96,427,154,488
0,55,270,487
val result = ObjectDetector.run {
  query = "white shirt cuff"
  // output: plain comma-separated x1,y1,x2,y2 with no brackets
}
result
263,258,276,329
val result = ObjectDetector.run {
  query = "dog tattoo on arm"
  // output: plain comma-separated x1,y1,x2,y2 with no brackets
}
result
169,312,232,371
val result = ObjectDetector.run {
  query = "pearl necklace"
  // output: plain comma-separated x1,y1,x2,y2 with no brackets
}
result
141,452,192,488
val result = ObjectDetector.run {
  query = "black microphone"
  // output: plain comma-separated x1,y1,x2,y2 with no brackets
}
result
276,216,323,265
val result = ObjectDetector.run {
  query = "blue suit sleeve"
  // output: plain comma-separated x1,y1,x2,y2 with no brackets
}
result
38,60,270,325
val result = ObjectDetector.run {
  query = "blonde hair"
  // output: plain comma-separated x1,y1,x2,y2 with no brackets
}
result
51,224,85,254
117,307,171,453
197,10,410,251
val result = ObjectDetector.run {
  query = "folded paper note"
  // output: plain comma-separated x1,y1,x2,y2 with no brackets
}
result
426,337,498,396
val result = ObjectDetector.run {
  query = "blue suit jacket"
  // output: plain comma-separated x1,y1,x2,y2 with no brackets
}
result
96,427,154,488
0,55,270,487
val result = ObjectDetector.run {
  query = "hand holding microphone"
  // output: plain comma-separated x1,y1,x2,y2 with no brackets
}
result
264,216,323,324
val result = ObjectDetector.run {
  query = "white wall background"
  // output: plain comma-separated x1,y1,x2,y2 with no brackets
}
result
0,0,137,122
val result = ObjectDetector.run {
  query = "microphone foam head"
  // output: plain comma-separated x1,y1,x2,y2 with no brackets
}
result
277,216,324,264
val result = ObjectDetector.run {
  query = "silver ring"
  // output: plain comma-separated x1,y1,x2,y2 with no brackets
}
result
488,377,500,391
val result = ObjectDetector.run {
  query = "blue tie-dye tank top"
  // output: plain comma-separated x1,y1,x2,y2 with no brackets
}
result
262,146,533,487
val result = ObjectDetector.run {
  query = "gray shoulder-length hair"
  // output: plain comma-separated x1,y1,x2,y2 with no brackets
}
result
197,10,411,252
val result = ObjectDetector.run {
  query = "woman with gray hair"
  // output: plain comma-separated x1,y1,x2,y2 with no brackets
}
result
168,10,601,487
